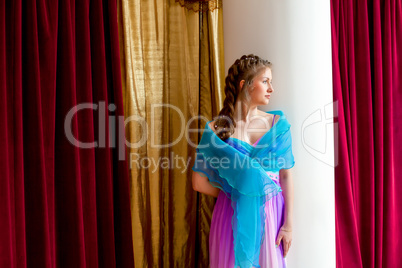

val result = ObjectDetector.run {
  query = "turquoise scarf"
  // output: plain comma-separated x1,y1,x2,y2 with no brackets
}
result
192,110,295,268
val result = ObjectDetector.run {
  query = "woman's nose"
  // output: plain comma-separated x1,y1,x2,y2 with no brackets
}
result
268,83,274,92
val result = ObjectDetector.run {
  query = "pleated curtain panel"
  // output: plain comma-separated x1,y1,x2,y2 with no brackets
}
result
0,0,134,267
1,0,224,267
117,0,224,266
331,0,402,267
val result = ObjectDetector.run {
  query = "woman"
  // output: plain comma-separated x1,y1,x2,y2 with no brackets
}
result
192,55,295,268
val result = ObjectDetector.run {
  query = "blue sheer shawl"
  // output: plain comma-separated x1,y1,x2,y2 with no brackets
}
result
192,110,295,268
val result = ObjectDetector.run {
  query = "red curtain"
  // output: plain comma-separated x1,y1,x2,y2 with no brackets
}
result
0,0,134,267
331,0,402,267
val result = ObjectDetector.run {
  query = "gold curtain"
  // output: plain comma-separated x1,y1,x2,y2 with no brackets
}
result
175,0,222,12
196,6,225,267
117,0,224,267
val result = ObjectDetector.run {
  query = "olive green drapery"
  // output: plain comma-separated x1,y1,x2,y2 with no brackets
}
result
117,0,224,266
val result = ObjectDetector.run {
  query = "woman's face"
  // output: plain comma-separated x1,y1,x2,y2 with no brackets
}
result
248,67,274,106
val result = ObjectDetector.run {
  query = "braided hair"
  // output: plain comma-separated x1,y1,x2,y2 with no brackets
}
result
214,54,272,140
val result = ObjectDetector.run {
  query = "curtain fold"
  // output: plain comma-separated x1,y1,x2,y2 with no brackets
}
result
117,0,224,266
176,0,222,12
331,0,402,267
196,8,225,267
0,0,134,267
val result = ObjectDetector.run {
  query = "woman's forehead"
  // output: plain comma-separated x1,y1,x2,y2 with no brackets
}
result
256,68,272,78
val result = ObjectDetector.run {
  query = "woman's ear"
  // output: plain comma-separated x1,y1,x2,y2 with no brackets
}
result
239,80,245,90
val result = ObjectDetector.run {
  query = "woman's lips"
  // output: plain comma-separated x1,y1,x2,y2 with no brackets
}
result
265,95,271,99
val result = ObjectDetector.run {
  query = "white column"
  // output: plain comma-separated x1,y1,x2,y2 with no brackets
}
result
222,0,336,267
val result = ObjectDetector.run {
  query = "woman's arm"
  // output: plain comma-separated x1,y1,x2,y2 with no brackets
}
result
279,168,294,229
192,120,221,198
192,170,221,198
276,168,294,257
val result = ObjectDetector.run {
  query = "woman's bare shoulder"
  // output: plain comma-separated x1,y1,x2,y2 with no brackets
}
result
273,113,280,124
257,109,271,117
256,110,279,123
208,120,217,131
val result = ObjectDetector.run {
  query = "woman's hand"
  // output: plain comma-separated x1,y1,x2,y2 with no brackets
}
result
275,226,292,258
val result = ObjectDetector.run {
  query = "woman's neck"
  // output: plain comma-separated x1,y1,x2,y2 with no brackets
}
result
232,100,259,123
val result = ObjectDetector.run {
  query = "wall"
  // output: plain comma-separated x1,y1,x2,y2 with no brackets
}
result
222,0,336,267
